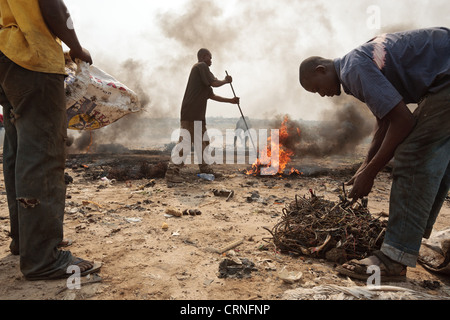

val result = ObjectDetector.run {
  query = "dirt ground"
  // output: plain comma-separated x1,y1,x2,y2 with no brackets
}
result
0,147,449,301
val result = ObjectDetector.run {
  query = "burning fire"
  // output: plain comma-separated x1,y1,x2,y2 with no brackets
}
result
245,115,301,176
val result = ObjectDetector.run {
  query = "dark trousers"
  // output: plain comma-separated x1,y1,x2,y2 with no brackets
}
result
0,51,73,279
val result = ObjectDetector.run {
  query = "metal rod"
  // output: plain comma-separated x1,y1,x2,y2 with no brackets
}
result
225,71,258,155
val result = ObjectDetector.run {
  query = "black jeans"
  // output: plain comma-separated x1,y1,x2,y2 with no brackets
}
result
0,51,73,279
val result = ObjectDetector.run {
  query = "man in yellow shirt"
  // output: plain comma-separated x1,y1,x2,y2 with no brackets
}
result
0,0,100,280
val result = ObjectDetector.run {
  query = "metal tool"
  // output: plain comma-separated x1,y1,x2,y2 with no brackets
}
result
225,71,257,155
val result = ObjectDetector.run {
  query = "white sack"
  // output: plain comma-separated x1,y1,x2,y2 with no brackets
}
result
65,59,141,130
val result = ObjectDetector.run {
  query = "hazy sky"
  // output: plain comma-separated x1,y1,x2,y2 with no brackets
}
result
2,0,449,121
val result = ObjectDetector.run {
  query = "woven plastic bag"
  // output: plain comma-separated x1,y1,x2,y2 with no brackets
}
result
64,57,141,130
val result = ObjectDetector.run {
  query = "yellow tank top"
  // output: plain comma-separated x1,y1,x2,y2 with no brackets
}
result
0,0,65,74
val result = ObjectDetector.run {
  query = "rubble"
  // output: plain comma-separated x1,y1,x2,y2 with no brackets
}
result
218,257,257,279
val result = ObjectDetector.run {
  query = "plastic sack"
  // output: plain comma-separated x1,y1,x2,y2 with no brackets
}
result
418,228,450,275
64,58,141,130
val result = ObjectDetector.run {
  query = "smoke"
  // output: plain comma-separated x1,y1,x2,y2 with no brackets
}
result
66,0,444,154
153,0,338,120
270,97,374,158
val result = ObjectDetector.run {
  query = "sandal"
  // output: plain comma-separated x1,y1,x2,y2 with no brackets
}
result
70,257,102,277
336,250,407,282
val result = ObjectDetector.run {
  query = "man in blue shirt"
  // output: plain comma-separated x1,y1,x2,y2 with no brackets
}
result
299,27,450,282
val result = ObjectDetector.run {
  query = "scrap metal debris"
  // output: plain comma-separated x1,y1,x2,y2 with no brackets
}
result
265,187,387,263
218,257,257,279
212,188,234,201
207,238,244,254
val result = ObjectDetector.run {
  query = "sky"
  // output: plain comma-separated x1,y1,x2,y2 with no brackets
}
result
60,0,449,122
0,0,448,122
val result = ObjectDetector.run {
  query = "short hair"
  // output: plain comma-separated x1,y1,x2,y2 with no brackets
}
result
197,48,211,61
299,56,325,87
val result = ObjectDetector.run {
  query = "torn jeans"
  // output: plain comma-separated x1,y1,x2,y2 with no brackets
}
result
0,51,73,279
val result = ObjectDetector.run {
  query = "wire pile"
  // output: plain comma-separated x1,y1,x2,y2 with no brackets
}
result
266,189,387,262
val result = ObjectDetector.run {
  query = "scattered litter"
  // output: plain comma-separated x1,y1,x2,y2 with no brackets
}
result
82,200,103,208
261,259,277,271
282,284,450,300
125,217,142,223
203,279,214,286
183,209,202,216
213,189,234,201
144,180,156,188
218,257,257,279
278,266,303,284
172,230,180,236
197,173,215,181
161,222,169,230
246,191,260,203
64,173,73,185
165,208,182,217
207,238,244,254
68,207,79,214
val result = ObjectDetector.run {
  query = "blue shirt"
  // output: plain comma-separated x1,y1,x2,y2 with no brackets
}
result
334,27,450,119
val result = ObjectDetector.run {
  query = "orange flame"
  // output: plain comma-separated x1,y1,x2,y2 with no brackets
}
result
245,115,301,176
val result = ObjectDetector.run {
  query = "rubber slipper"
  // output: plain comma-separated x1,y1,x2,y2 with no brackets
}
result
71,258,102,276
336,250,407,282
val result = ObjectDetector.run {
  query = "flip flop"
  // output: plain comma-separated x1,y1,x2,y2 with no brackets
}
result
70,257,102,277
336,250,407,282
25,258,102,280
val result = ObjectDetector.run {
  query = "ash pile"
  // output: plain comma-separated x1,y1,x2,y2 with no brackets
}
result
265,189,387,264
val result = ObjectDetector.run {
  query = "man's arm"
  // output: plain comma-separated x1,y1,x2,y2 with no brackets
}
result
347,117,389,185
38,0,92,64
211,75,233,88
210,93,239,104
348,101,416,200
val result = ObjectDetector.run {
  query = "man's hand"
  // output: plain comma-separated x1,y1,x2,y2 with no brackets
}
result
69,47,93,65
348,168,376,200
210,94,240,104
225,75,233,83
346,162,367,186
230,97,240,104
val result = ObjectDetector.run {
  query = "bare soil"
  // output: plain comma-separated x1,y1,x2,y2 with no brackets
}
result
0,148,449,301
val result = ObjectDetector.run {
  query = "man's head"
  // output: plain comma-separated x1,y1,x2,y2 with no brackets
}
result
197,48,212,66
299,56,341,97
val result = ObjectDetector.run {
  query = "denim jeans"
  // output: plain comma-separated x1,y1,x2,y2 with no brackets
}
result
0,51,73,279
381,85,450,267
